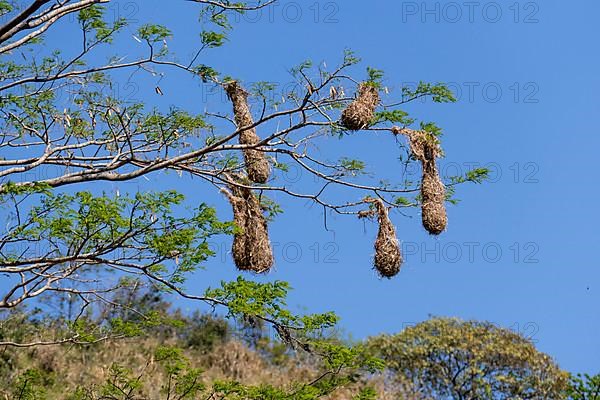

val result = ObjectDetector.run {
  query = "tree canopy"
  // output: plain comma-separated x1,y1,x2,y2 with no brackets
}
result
367,317,569,400
0,0,483,348
567,374,600,400
1,1,587,399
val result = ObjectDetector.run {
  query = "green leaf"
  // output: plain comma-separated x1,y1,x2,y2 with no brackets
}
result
200,31,227,47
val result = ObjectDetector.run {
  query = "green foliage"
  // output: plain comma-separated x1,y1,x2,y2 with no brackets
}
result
209,12,233,30
420,121,443,137
374,109,415,126
1,190,234,287
198,2,250,31
273,162,290,172
449,167,490,185
339,157,366,176
367,317,569,400
195,64,220,82
78,5,105,26
13,369,50,400
181,313,230,352
394,196,414,207
0,181,52,197
259,196,284,221
250,81,277,97
0,0,13,14
155,346,188,374
366,67,384,89
567,373,600,400
290,60,314,76
78,5,126,43
137,24,172,43
142,108,210,145
77,4,108,36
201,31,227,48
206,277,292,320
313,341,384,374
403,81,457,103
98,364,143,398
343,49,361,66
465,167,490,183
444,185,460,205
0,59,25,80
353,386,378,400
206,277,338,333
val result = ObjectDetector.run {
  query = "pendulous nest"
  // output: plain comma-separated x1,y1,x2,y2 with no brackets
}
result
340,83,380,131
421,168,448,235
399,128,448,235
225,81,271,184
363,198,402,278
222,179,273,273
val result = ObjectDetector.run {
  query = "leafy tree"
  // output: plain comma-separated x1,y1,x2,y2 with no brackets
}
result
0,0,485,397
567,374,600,400
367,317,569,400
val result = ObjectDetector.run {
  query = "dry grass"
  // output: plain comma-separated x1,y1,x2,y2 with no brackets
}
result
2,336,408,399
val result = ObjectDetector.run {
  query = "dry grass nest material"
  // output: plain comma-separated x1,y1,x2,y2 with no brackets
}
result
398,128,448,235
225,81,271,184
222,179,273,273
362,198,402,278
340,83,380,131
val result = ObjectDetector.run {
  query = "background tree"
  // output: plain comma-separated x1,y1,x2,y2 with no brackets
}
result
367,317,569,400
0,0,486,397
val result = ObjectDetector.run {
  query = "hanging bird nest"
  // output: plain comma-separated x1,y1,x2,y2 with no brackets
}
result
421,167,448,235
340,83,380,131
401,128,442,162
362,198,402,278
222,178,273,273
398,128,448,235
225,81,271,184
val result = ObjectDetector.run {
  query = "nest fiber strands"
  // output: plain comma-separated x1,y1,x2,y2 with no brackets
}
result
223,182,273,273
404,129,448,235
340,83,380,131
371,199,403,278
225,81,271,184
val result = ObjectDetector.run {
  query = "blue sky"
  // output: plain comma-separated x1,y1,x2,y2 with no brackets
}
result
163,0,600,372
150,0,598,373
99,0,600,373
4,0,600,374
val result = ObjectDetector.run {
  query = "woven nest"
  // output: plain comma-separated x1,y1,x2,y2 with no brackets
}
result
402,129,448,235
340,83,380,131
363,199,402,278
421,166,448,235
225,81,271,184
403,128,442,162
222,180,273,273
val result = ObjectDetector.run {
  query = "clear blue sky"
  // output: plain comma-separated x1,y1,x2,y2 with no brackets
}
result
8,0,600,374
